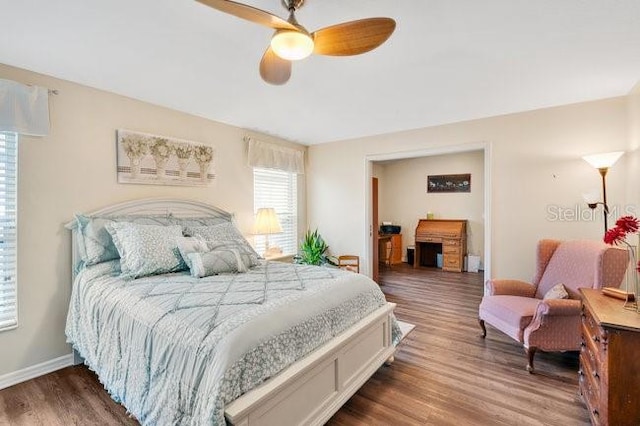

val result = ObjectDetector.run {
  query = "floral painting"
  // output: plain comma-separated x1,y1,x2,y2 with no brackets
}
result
117,130,215,186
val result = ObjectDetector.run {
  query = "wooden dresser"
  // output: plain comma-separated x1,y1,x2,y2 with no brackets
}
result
414,219,467,272
579,289,640,426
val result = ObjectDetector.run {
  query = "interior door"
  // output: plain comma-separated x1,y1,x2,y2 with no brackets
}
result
372,177,380,283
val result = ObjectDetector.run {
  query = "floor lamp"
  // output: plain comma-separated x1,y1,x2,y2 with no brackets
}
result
582,151,624,234
254,207,283,258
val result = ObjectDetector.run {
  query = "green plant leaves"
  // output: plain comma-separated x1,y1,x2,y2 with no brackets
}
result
298,229,328,265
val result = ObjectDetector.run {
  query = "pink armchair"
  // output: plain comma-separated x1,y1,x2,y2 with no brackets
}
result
478,239,628,372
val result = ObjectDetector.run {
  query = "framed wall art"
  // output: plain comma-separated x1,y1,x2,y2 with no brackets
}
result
116,129,215,187
427,174,471,193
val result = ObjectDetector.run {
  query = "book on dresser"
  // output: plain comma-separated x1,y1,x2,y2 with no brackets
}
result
579,288,640,426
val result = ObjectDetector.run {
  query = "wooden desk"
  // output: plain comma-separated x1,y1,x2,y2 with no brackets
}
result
377,234,402,266
414,219,467,272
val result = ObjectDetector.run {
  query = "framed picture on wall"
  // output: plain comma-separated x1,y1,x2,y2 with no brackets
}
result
427,174,471,193
116,129,216,187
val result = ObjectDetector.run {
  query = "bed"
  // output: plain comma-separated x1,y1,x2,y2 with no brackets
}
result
65,198,400,426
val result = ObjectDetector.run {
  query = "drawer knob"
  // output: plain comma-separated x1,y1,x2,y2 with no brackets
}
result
592,371,599,379
578,369,584,377
592,335,599,343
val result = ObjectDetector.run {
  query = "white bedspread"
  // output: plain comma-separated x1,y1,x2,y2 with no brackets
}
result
66,260,401,425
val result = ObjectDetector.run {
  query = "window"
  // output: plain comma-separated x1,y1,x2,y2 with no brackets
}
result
0,132,17,331
253,168,298,256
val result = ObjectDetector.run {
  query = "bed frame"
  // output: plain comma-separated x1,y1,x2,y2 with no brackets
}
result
66,198,397,426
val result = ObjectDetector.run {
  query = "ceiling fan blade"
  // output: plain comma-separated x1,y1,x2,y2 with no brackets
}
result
196,0,298,30
260,46,292,85
312,17,396,56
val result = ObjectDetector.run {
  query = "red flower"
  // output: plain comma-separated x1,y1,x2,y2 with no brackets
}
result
604,226,627,245
615,216,640,234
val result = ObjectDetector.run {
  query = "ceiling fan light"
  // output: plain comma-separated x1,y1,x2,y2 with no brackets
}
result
270,30,314,61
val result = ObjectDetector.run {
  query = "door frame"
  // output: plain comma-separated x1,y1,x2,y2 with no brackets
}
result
364,141,493,281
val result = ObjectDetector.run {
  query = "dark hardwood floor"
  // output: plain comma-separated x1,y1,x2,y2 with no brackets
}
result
0,264,590,425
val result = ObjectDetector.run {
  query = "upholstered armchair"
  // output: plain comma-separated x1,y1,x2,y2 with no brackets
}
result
478,239,628,372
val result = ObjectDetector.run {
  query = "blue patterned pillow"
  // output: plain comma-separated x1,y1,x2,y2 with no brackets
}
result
184,223,260,265
174,216,231,228
74,214,175,266
187,248,247,278
106,222,186,278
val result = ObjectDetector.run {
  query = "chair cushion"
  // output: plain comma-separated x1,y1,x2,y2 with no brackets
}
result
479,296,541,342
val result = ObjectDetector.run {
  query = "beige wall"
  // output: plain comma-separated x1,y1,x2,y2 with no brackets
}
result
0,63,306,376
376,151,485,265
628,82,640,210
308,97,630,280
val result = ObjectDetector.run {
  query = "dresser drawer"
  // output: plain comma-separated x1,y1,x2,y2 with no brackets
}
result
582,306,608,350
579,363,603,426
443,256,461,268
581,323,605,372
443,239,460,247
443,246,460,255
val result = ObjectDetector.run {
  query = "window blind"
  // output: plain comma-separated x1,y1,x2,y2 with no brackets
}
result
0,132,17,331
253,168,297,256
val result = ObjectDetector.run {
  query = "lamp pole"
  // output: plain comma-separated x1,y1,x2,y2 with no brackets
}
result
599,167,609,234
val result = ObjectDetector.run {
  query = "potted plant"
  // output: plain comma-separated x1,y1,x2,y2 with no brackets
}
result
295,229,329,265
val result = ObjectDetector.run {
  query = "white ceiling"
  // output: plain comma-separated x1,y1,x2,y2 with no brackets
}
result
2,1,640,145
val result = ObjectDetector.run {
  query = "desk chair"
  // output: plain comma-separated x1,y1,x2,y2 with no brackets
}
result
338,255,360,273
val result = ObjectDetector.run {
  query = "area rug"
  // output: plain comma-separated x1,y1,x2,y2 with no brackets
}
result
397,320,416,343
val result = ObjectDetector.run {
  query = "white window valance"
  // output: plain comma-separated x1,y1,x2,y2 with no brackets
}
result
246,137,305,174
0,79,50,136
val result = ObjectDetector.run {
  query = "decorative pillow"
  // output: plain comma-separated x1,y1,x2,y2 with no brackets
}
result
74,214,175,266
106,222,185,278
176,236,209,270
205,240,258,269
184,223,260,265
543,283,570,300
187,248,247,278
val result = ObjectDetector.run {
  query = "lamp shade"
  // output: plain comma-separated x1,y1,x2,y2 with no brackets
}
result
254,208,283,235
270,30,314,61
582,151,624,169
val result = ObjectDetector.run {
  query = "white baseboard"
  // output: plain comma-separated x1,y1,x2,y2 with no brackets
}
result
0,353,74,390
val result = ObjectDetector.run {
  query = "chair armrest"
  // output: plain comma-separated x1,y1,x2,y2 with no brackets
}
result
485,279,536,297
534,299,582,317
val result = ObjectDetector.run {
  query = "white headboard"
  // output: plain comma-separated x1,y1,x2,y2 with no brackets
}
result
65,198,233,223
65,198,234,276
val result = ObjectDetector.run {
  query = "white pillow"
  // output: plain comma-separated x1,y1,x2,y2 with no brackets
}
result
543,283,569,300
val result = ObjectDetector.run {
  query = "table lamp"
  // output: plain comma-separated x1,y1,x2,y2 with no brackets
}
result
254,207,283,257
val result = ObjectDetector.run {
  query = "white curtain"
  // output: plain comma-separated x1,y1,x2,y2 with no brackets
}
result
0,78,50,136
246,137,305,174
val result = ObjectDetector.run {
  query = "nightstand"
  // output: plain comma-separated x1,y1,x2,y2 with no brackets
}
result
264,253,294,263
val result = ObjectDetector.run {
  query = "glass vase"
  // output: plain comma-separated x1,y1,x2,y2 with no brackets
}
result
623,246,640,313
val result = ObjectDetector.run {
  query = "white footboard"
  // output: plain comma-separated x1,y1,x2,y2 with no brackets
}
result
225,302,397,426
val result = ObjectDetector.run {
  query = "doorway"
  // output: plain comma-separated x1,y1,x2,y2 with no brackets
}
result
365,142,492,282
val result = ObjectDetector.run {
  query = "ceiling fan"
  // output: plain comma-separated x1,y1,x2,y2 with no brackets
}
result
196,0,396,85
